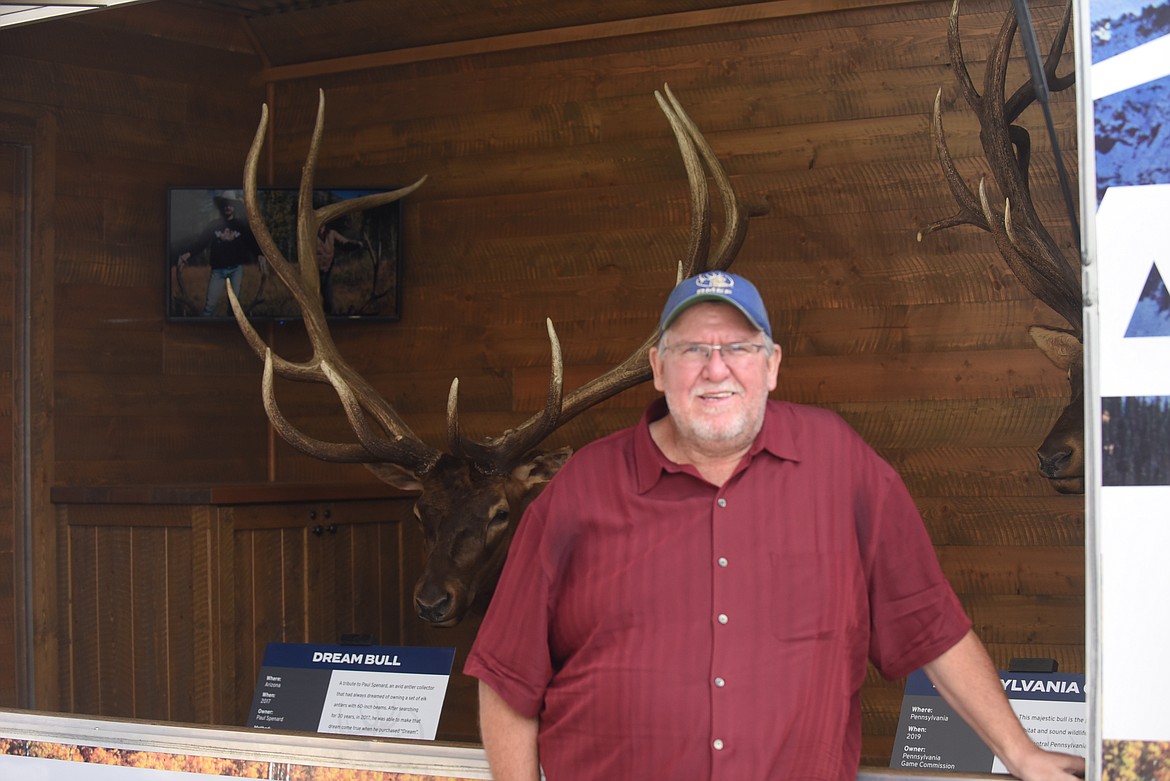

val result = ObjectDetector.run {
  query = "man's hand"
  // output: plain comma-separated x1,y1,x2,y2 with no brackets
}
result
923,632,1087,781
1008,746,1086,780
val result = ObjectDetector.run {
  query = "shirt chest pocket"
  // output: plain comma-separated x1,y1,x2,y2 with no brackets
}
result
767,551,864,642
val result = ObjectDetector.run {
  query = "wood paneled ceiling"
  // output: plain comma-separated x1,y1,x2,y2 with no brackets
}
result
6,0,920,73
182,1,912,70
185,0,795,64
169,0,916,84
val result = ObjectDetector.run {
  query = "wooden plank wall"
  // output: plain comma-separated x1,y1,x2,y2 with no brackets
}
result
0,2,273,487
0,0,1083,767
0,0,271,714
254,0,1084,763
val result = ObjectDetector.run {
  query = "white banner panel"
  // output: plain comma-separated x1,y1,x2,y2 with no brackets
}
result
1085,0,1170,778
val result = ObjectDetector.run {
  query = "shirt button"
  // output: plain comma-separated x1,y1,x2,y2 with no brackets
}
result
714,677,725,687
713,739,725,751
717,613,729,625
717,498,727,508
717,557,728,567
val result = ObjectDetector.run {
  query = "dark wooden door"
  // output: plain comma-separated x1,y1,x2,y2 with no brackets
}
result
230,498,411,724
0,140,27,707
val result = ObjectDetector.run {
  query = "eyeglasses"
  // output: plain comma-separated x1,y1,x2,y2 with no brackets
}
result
663,341,768,366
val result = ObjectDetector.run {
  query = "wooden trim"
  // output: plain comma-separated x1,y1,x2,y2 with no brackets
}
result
2,113,35,713
58,504,198,529
29,104,56,716
255,0,917,83
0,99,57,713
227,497,415,531
51,482,416,506
191,506,218,723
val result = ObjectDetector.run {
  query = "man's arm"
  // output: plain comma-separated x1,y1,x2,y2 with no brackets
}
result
478,681,540,781
923,630,1085,780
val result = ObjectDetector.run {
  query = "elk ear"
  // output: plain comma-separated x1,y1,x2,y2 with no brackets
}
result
364,462,424,492
1027,325,1083,371
512,446,573,489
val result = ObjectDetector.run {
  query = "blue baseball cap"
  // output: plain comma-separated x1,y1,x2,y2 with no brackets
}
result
658,271,772,338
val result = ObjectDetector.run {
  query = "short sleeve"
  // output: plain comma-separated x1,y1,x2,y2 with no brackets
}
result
463,487,558,718
861,462,972,679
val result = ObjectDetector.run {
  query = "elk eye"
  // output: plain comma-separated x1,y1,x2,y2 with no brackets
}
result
413,506,438,540
488,508,509,529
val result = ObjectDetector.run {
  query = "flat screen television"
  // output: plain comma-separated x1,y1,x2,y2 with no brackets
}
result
166,187,402,322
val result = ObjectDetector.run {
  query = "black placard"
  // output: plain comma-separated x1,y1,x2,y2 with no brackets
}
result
247,643,456,740
890,669,1087,773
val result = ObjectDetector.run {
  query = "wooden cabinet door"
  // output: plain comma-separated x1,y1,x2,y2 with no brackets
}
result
304,513,406,647
57,504,208,724
229,497,414,725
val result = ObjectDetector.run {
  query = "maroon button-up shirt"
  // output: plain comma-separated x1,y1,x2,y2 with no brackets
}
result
465,399,970,781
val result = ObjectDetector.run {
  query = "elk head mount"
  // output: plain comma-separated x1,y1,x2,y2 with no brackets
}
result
229,86,762,626
920,0,1084,494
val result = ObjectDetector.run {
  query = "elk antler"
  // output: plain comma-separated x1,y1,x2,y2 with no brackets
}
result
231,85,761,479
447,83,761,470
919,0,1081,335
229,90,438,476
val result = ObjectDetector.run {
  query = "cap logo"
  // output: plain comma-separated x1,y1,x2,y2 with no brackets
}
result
694,271,735,294
659,270,771,339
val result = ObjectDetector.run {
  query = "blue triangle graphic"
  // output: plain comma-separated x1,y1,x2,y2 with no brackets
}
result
1124,263,1170,337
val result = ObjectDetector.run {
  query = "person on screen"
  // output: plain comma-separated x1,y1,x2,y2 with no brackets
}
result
465,272,1087,781
316,221,366,315
176,195,264,317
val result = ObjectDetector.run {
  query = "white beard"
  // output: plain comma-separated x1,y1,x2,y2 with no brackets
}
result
671,384,766,453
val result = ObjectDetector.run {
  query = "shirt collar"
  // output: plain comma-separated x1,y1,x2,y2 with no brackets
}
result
633,397,804,493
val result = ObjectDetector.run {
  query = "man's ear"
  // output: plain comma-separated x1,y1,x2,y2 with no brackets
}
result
767,342,782,392
512,447,573,488
650,345,666,392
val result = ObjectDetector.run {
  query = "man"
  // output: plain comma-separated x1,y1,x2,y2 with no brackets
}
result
465,272,1086,781
315,221,365,315
176,195,263,316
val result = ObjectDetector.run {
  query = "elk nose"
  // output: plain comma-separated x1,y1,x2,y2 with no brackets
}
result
415,588,455,624
1037,448,1072,476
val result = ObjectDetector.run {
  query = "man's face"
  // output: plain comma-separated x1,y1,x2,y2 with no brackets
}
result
649,302,781,453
